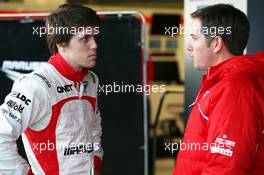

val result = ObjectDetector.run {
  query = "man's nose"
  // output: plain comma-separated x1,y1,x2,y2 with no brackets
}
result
187,42,193,52
89,36,97,49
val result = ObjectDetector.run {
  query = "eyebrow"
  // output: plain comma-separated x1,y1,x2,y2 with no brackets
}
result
82,33,92,37
78,34,92,39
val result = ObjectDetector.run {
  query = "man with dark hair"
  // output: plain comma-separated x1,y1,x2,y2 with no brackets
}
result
0,4,102,175
173,4,264,175
191,4,249,56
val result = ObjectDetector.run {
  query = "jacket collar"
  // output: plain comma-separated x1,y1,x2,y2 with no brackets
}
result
48,52,88,82
205,52,264,82
205,55,239,81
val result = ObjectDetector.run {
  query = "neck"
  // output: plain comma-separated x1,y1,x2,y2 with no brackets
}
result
59,51,82,72
213,52,234,66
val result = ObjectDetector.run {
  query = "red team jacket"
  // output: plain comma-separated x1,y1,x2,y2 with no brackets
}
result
173,52,264,175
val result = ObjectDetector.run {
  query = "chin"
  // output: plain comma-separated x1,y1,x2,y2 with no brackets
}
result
87,62,96,69
197,66,207,71
193,64,203,71
193,63,198,69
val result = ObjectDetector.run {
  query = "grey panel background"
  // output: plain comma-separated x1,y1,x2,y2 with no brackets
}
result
184,54,204,120
184,0,264,119
247,0,264,54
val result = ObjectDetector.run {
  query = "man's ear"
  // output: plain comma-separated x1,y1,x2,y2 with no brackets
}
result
212,36,224,53
56,43,66,52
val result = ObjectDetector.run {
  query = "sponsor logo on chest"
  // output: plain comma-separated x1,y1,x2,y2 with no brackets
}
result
57,84,73,93
6,100,24,113
11,91,31,105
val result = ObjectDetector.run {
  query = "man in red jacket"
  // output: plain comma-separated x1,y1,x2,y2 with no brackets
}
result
173,4,264,175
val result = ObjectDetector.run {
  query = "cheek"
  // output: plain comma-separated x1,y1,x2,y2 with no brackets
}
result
69,41,86,51
74,44,86,52
193,41,209,56
79,47,91,58
73,46,89,60
193,43,203,57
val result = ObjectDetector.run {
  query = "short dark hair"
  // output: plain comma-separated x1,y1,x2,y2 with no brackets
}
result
191,4,250,55
46,3,100,54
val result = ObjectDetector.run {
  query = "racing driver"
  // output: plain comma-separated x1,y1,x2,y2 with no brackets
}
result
0,4,103,175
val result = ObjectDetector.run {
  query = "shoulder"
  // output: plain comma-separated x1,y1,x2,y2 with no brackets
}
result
12,65,53,93
218,71,262,98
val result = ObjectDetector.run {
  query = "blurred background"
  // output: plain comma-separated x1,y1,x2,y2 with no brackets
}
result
0,0,263,175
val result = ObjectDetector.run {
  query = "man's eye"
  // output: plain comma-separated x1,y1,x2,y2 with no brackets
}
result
82,36,91,41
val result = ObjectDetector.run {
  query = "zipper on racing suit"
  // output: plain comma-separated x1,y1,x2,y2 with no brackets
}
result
77,81,95,175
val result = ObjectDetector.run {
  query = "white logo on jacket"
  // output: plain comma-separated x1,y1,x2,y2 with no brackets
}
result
210,135,236,157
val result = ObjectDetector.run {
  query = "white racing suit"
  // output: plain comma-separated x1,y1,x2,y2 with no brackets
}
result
0,53,103,175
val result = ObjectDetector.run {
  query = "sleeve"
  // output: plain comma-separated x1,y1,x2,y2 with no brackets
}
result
201,81,263,175
0,76,50,175
92,74,103,173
